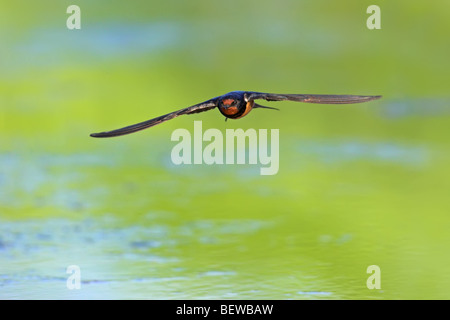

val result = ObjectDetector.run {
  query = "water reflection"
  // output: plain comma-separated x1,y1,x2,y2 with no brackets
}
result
0,216,272,299
380,98,450,119
297,140,428,166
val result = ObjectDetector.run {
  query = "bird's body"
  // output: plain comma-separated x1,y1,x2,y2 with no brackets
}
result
90,91,381,138
217,91,255,119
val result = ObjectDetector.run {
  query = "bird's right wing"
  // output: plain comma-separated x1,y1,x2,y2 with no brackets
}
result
90,98,218,138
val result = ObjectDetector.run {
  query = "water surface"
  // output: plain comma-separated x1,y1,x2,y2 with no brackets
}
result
1,0,450,299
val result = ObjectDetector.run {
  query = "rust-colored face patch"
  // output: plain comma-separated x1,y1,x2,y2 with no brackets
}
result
222,99,235,106
220,106,239,116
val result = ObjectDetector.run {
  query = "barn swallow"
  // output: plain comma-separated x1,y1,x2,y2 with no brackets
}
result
90,91,381,138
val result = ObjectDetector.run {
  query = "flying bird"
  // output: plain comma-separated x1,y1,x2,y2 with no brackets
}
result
90,91,381,138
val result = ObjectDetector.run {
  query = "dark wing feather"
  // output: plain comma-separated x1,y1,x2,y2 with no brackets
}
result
90,98,217,138
247,92,381,104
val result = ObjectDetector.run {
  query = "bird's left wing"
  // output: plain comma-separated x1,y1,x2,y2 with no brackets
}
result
90,98,218,138
246,92,381,104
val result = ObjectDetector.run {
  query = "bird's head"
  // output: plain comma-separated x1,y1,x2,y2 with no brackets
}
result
217,92,250,119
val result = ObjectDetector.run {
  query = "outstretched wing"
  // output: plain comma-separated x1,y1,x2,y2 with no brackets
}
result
246,92,381,104
90,98,218,138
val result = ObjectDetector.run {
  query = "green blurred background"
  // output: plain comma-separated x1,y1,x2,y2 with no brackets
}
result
1,0,450,299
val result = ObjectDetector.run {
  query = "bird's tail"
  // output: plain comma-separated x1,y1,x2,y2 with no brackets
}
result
253,103,280,111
